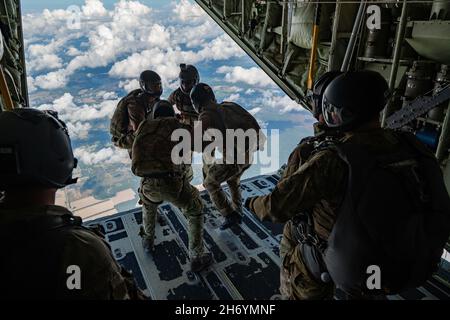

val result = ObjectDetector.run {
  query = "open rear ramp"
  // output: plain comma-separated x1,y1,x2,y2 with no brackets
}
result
88,174,284,300
88,174,450,300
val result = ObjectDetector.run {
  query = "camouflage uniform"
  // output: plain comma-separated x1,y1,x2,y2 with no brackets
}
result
110,89,159,154
133,117,205,258
0,205,143,300
168,88,198,180
248,128,404,300
168,88,199,127
203,162,251,216
195,102,261,217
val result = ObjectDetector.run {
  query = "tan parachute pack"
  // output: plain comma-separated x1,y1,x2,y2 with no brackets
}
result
110,89,141,149
132,117,186,177
217,102,266,151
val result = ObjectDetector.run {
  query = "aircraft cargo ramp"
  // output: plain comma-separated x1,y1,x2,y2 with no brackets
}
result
88,174,450,300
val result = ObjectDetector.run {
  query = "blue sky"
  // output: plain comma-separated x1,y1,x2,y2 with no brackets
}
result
22,0,314,205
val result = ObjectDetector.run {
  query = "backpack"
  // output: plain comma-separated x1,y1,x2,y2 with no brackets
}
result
131,118,187,177
110,89,141,149
0,212,85,298
323,132,450,295
217,102,267,152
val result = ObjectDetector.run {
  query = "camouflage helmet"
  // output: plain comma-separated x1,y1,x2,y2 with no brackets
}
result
322,71,389,130
179,64,200,94
0,108,78,189
140,70,163,98
190,83,216,113
151,100,175,119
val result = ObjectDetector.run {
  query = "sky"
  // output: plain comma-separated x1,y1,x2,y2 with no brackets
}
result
21,0,315,207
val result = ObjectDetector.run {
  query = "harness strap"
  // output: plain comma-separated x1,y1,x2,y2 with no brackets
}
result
291,213,330,283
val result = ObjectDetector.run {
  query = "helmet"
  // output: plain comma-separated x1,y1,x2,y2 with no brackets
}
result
139,70,163,98
0,108,78,189
179,64,200,94
190,83,216,113
306,71,343,119
322,71,389,129
151,100,175,119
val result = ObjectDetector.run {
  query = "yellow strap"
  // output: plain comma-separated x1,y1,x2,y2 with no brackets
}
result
307,25,320,91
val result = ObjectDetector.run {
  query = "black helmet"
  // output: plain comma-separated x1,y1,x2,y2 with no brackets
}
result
190,83,216,113
151,100,175,119
139,70,163,98
322,71,389,129
179,64,200,94
306,71,343,119
0,108,78,189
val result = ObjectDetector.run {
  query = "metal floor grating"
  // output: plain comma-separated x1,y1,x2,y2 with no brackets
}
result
87,174,450,300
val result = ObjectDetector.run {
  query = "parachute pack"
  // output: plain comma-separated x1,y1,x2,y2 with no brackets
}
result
323,132,450,295
217,102,266,152
110,89,141,150
131,117,187,178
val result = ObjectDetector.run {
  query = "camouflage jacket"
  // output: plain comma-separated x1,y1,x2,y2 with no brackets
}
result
167,88,199,120
132,117,191,177
282,123,340,178
194,102,263,163
248,128,404,240
110,89,159,150
0,205,144,300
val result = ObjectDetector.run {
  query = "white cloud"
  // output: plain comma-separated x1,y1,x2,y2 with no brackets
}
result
174,20,221,48
74,146,130,166
29,54,62,72
27,76,36,93
34,69,68,90
119,79,140,92
27,40,65,72
109,47,199,84
217,66,275,88
27,0,156,89
145,24,171,48
37,93,118,122
36,93,120,140
82,0,108,17
96,91,118,100
66,47,82,57
213,85,243,93
248,107,262,115
259,90,305,114
26,0,246,90
67,122,92,140
224,93,241,102
172,0,206,22
197,34,245,61
109,35,244,84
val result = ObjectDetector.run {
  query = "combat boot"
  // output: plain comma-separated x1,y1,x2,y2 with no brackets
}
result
139,227,154,254
142,237,154,254
219,211,242,230
190,253,213,273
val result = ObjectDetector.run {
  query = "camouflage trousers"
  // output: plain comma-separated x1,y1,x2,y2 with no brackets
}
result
203,162,251,217
279,220,334,300
138,172,204,258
